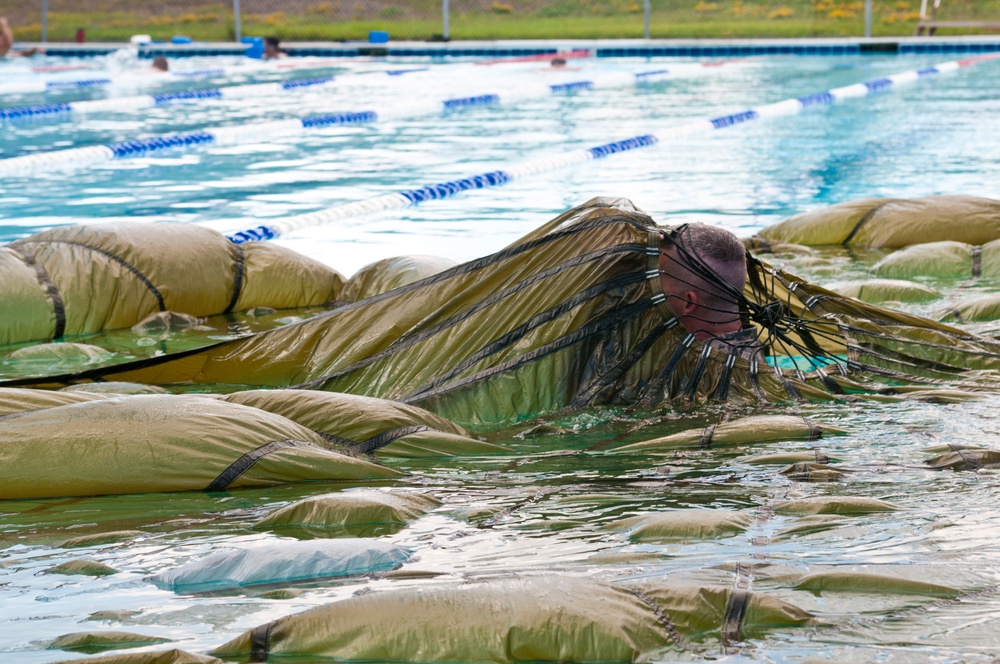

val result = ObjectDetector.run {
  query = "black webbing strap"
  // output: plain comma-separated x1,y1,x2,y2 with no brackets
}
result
205,439,314,492
748,358,766,401
842,200,892,246
684,343,713,401
772,364,803,401
714,353,736,402
972,245,983,279
346,425,432,456
223,242,246,314
805,418,823,440
637,333,695,408
956,449,982,471
721,588,751,647
249,621,275,662
8,246,67,339
16,238,166,311
816,368,846,395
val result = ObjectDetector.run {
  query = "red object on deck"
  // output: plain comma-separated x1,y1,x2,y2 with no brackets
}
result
75,28,85,43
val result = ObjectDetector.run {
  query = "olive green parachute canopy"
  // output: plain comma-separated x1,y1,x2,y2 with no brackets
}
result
822,279,941,304
872,239,1000,278
341,255,457,302
613,415,846,454
253,490,440,537
0,221,344,346
219,390,507,457
210,576,813,662
48,631,171,654
752,195,1000,247
938,293,1000,323
55,650,222,664
0,393,397,499
10,197,1000,427
609,509,753,542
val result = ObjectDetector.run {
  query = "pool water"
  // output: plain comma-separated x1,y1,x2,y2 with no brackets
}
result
3,50,1000,663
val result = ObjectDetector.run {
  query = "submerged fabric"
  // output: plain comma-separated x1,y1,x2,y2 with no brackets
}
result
8,198,1000,427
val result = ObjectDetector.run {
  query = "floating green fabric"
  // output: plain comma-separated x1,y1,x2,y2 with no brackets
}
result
46,559,118,576
609,509,752,541
793,572,959,597
0,221,344,346
219,390,506,457
341,255,457,302
753,196,1000,248
254,490,440,535
54,649,222,664
872,239,1000,277
613,415,845,453
938,293,1000,322
773,496,897,515
210,576,812,662
823,279,941,303
48,631,170,654
9,198,1000,427
0,393,398,499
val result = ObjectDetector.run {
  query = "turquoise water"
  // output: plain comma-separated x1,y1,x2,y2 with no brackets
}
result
3,51,1000,662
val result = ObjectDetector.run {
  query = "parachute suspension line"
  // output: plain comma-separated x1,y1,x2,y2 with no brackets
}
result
714,353,737,402
634,332,696,409
683,343,713,401
220,53,1000,243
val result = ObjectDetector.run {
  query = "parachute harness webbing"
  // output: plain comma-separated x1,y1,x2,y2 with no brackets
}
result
347,425,433,456
628,588,707,656
635,333,695,409
14,239,166,312
699,424,718,448
841,200,893,246
206,439,318,492
715,354,737,402
249,621,275,662
721,588,751,648
972,245,983,279
7,246,66,339
223,242,246,314
685,344,714,401
300,248,647,392
405,297,660,405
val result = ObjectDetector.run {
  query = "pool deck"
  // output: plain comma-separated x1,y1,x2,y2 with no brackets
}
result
17,36,1000,59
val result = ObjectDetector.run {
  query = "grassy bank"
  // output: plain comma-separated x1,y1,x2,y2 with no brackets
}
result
8,0,1000,42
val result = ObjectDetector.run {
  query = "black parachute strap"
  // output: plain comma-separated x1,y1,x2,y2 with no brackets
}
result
842,200,892,246
16,238,166,311
721,588,752,648
295,246,646,391
634,332,695,409
205,439,317,492
684,343,714,401
562,315,680,413
346,425,432,456
223,242,246,314
805,418,823,440
747,357,766,402
398,267,648,398
956,449,982,471
714,353,737,402
815,367,846,395
770,362,803,401
972,245,983,279
403,298,658,405
7,245,66,339
249,621,275,662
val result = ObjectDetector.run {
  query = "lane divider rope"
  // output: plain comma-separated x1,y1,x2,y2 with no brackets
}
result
220,52,1000,244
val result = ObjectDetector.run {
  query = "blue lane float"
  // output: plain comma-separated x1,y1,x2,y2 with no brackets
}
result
0,62,733,177
220,52,1000,243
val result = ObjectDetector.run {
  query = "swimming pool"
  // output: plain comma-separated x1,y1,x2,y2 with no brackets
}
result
3,48,1000,662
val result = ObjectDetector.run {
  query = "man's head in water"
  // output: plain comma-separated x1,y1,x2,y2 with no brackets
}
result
264,36,285,59
151,57,169,72
658,223,747,340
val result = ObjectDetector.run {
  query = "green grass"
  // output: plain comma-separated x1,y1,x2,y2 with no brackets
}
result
13,0,1000,43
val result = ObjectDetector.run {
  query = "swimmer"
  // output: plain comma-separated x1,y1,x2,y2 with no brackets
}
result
0,16,42,57
150,56,169,73
545,57,580,71
659,223,763,360
263,36,286,60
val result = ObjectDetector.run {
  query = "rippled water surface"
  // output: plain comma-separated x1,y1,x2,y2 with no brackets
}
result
3,50,1000,663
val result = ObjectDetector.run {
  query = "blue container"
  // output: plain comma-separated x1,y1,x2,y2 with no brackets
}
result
171,35,193,44
369,31,389,44
242,36,264,59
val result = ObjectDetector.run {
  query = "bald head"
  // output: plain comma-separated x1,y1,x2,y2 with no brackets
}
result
658,223,747,339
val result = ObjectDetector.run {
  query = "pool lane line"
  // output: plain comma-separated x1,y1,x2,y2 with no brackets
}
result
0,61,740,177
220,52,1000,244
0,67,434,122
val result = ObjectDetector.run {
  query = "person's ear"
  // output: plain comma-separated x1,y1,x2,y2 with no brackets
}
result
680,290,699,315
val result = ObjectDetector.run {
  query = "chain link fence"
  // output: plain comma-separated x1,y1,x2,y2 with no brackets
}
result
2,1,998,43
